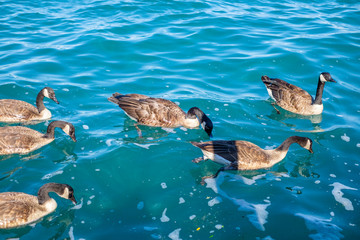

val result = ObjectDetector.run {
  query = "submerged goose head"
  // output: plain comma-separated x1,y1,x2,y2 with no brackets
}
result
319,72,336,83
187,107,213,137
38,183,77,205
44,121,77,142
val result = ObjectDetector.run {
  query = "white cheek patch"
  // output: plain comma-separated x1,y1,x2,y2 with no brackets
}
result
304,140,311,150
320,74,326,83
62,124,71,135
59,187,69,199
43,88,50,98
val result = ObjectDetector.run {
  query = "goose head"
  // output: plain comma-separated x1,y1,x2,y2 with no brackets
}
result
38,183,77,205
319,72,336,83
61,122,77,142
58,184,77,205
187,107,213,137
299,137,313,153
42,87,60,104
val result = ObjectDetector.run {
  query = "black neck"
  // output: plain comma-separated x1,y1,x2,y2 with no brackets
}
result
36,90,46,113
43,121,66,139
37,183,63,205
186,107,204,121
276,136,303,152
313,77,325,105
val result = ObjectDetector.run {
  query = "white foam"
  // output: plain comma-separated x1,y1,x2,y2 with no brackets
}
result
189,215,196,220
204,172,270,231
161,127,176,133
71,198,83,210
82,125,89,130
161,182,167,189
356,143,360,148
215,224,223,230
160,208,170,222
208,197,222,207
248,203,271,231
264,145,276,150
341,134,350,142
41,170,63,180
133,143,159,149
179,197,185,204
329,182,357,211
168,228,182,240
69,226,74,240
296,213,343,240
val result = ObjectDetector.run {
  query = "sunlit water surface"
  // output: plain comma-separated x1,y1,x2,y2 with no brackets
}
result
0,0,360,239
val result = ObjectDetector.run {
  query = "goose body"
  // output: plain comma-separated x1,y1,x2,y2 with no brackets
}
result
0,87,59,122
0,120,76,155
261,72,336,115
108,93,213,136
0,183,76,229
191,136,313,181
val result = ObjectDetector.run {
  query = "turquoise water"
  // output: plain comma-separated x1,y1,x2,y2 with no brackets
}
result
1,0,360,239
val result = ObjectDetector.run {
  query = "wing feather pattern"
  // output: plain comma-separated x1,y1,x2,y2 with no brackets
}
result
261,76,313,113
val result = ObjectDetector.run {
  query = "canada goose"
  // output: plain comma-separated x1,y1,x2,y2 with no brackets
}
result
0,87,59,122
108,93,213,137
261,72,336,115
0,182,76,229
191,136,313,183
0,120,76,155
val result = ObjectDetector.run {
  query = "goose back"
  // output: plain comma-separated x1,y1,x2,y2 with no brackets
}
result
109,93,187,127
192,140,270,170
192,136,312,171
0,126,52,155
0,192,54,229
0,87,59,122
0,100,40,122
0,121,75,155
261,76,315,115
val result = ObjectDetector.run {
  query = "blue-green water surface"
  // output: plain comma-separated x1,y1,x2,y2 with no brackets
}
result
1,0,360,239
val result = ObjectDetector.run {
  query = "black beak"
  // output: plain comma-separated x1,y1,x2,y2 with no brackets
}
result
52,96,60,104
328,78,336,83
71,134,77,142
309,148,314,154
70,196,77,205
